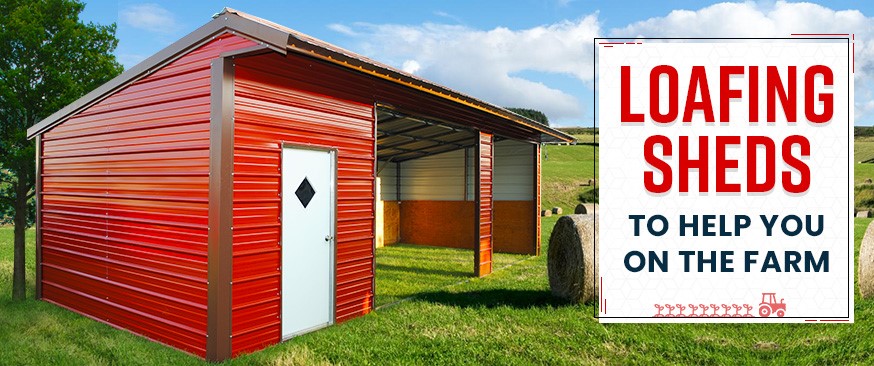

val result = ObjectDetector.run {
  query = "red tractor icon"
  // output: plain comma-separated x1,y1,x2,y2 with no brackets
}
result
758,292,786,317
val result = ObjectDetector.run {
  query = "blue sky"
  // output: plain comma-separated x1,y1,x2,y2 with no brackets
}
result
77,1,874,126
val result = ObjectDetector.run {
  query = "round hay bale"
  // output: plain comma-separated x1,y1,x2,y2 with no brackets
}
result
548,214,598,303
541,209,552,217
574,203,599,215
552,207,563,215
860,220,874,298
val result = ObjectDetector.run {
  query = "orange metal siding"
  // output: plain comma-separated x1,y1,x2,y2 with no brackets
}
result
476,132,494,277
492,201,536,254
231,53,375,355
39,34,256,357
399,201,476,248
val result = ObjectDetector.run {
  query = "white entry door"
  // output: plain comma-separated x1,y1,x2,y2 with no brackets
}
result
281,146,335,339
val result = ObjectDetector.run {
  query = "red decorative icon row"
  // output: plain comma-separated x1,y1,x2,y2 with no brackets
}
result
651,293,787,318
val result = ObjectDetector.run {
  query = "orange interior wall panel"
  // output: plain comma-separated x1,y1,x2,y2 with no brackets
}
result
382,201,401,245
399,201,475,248
476,132,494,277
39,34,256,357
231,52,375,356
493,201,536,254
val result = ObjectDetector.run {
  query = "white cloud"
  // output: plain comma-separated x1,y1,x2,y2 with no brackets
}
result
402,60,421,74
331,17,600,122
611,1,874,123
328,1,874,125
327,23,357,36
120,3,181,34
434,11,463,24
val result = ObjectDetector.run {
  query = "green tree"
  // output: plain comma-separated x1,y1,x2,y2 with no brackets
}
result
506,107,549,126
0,0,123,300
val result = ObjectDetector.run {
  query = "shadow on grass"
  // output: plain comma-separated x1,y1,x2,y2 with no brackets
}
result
415,289,573,309
377,263,471,278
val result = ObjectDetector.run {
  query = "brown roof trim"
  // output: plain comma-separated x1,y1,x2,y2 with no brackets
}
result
28,8,575,143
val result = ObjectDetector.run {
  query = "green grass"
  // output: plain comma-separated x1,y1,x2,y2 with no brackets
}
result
234,218,874,364
854,141,874,209
541,144,597,212
1,141,871,364
374,244,524,307
572,133,599,144
3,219,873,365
855,139,874,186
0,227,203,365
855,141,874,164
856,162,874,185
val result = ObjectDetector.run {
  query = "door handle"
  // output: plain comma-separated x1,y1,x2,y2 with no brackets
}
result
324,235,334,242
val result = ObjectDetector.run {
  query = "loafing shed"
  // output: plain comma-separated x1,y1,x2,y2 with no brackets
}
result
26,8,573,361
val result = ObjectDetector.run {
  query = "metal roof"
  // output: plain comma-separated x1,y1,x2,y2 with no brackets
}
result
27,8,574,143
376,109,479,162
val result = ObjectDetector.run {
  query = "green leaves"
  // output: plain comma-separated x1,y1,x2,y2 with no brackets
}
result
0,0,123,300
0,0,122,210
506,107,550,126
0,0,122,125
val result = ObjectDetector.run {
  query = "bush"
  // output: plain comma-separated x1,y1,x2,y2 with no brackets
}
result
578,187,598,204
855,185,874,209
856,126,874,138
557,127,598,136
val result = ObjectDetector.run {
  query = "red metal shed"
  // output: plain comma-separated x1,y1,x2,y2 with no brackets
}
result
27,8,573,361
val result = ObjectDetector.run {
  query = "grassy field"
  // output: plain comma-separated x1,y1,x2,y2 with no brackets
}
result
572,133,599,144
855,141,874,164
1,142,872,364
374,244,524,307
541,144,597,212
2,219,873,365
855,139,874,208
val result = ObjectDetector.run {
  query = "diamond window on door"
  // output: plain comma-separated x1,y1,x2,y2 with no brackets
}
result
295,177,316,208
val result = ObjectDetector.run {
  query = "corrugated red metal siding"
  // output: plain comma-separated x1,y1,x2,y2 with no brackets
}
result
476,132,494,277
231,53,375,355
39,34,256,358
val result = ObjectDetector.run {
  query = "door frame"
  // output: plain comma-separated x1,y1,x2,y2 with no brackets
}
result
279,141,338,340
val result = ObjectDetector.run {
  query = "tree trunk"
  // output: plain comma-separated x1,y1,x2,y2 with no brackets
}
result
12,177,28,301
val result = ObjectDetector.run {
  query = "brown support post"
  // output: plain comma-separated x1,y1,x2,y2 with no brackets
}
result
207,57,235,362
35,135,43,299
475,131,494,277
534,143,542,256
